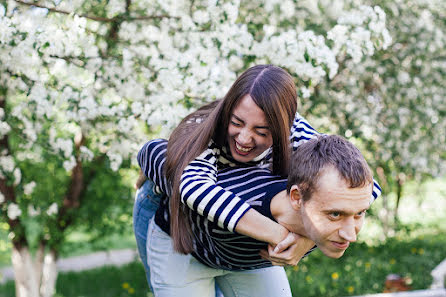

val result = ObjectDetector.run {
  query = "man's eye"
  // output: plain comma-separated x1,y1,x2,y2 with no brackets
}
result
329,212,341,219
356,210,367,217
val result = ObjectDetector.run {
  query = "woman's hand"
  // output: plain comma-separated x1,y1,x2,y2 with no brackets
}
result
259,232,315,266
134,170,147,190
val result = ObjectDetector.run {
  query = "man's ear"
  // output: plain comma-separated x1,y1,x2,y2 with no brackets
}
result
289,184,303,210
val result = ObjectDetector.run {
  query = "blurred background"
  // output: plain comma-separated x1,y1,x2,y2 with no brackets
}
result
0,0,445,296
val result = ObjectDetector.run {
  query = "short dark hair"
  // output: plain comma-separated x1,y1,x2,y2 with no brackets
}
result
287,135,373,201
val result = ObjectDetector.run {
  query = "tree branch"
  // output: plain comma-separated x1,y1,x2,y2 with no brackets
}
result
14,0,179,22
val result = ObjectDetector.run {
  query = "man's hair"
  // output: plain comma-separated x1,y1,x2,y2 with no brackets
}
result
287,135,373,201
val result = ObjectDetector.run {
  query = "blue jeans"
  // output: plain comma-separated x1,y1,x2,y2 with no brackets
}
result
133,180,225,297
133,180,162,288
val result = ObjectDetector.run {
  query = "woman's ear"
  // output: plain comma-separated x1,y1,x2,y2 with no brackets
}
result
289,184,302,210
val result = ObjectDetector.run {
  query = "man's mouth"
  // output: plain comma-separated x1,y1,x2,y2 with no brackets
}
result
331,241,350,250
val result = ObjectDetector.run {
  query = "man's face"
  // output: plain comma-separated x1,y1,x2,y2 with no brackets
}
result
297,167,372,258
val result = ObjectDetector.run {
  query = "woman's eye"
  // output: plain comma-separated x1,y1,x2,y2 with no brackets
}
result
256,131,267,137
230,121,241,127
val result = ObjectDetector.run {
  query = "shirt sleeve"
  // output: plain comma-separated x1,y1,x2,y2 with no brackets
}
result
290,112,382,201
179,141,252,232
137,139,171,196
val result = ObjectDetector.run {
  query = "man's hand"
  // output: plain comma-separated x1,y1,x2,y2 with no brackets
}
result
259,232,315,266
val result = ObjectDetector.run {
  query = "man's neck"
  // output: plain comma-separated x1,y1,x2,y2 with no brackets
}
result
270,190,307,237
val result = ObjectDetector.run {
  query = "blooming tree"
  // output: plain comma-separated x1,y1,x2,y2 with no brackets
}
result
0,0,391,296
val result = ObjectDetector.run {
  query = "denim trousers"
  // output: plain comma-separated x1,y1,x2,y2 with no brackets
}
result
147,217,292,297
133,180,161,288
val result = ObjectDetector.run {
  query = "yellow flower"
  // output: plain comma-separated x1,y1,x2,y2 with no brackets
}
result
305,275,313,283
122,282,130,289
128,288,135,294
365,262,371,269
389,258,396,265
411,247,417,254
293,266,299,271
347,286,354,293
418,248,425,255
331,272,339,280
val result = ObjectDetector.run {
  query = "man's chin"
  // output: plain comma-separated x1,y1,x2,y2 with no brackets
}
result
321,248,347,259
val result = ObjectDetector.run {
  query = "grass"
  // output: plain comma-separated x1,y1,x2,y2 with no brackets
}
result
0,233,444,297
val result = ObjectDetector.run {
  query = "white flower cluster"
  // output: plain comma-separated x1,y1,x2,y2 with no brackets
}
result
23,181,36,195
0,107,11,138
328,6,392,63
7,203,21,220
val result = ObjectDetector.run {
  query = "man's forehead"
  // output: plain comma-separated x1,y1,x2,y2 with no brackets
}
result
311,171,372,211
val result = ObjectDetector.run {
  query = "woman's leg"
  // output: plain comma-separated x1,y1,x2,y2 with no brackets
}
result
132,179,162,287
215,266,292,297
147,218,224,297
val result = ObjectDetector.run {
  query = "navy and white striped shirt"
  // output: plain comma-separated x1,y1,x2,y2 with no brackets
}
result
139,138,315,270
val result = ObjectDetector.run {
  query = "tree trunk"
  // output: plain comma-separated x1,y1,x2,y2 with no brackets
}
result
40,249,58,297
11,246,39,297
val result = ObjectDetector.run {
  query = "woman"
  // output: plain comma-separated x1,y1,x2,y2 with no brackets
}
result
135,65,317,296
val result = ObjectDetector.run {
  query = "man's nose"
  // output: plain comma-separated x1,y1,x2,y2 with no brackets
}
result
339,220,357,242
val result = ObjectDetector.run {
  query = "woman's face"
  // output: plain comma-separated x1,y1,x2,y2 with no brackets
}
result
227,95,273,163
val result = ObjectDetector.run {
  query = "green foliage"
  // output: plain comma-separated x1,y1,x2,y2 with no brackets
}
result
287,234,445,297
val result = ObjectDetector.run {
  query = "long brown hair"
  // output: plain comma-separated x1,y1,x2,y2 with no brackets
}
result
166,65,298,253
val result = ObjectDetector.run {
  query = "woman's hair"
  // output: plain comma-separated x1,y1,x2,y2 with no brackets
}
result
166,65,298,253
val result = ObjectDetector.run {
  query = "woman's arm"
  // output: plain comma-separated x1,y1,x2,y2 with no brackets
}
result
137,139,171,196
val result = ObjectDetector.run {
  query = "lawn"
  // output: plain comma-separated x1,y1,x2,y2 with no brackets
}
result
0,233,444,297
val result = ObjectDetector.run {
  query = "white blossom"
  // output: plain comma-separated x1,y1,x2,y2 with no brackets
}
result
28,205,41,217
23,181,36,195
7,203,22,220
63,156,77,172
0,191,4,204
13,168,21,186
0,156,14,172
46,203,58,216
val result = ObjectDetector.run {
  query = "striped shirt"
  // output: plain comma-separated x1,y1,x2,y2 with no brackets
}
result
139,138,315,270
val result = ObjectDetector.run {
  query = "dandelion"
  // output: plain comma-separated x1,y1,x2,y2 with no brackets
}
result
122,282,130,289
332,272,339,280
293,266,299,271
365,262,371,269
306,275,313,283
389,258,396,265
411,247,417,254
418,248,425,255
128,287,135,294
347,286,354,293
